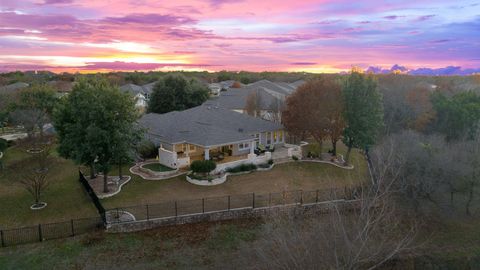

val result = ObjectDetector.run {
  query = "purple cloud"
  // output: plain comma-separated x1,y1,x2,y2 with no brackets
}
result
102,13,195,25
416,14,436,21
80,61,218,70
41,0,74,4
429,39,451,44
383,15,404,20
290,62,316,65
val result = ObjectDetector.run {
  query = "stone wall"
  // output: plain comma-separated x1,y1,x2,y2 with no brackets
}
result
106,200,357,233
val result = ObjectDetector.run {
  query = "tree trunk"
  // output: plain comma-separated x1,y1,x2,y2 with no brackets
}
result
103,172,109,193
89,164,96,179
118,162,123,180
466,182,474,216
344,141,353,165
331,139,337,157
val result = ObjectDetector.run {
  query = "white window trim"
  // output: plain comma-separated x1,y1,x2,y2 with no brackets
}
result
238,142,250,150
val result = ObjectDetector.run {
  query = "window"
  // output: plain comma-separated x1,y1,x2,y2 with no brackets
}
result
266,132,271,145
279,131,283,142
189,144,196,151
239,142,250,150
255,133,260,147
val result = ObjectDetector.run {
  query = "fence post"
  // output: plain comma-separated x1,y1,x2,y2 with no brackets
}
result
146,204,150,221
0,230,4,247
252,193,255,209
316,190,319,203
300,190,303,205
228,195,231,210
71,219,75,237
269,193,271,207
283,190,286,205
202,198,205,213
175,201,178,217
38,224,43,242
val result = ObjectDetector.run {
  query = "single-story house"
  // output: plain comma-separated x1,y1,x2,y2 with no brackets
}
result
0,82,29,95
120,83,154,110
139,104,285,171
203,79,304,122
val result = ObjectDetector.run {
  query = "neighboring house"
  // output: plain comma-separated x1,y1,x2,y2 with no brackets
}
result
0,82,29,95
119,83,154,111
139,104,285,171
204,79,304,122
207,80,242,97
207,83,222,96
47,80,74,98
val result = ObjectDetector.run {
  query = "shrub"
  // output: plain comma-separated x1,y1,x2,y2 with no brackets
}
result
190,160,216,175
292,155,299,161
258,163,271,169
137,141,157,159
267,159,274,165
226,163,257,173
0,138,7,152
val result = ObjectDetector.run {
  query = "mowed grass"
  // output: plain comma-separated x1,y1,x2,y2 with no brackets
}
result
0,146,97,229
102,142,368,209
0,219,262,270
0,140,367,228
142,163,175,172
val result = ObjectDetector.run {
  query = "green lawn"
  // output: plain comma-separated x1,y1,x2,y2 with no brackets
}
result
0,140,367,229
0,146,97,229
142,163,175,172
102,143,368,209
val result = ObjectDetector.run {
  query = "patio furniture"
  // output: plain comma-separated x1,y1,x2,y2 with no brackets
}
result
266,144,275,152
255,144,266,155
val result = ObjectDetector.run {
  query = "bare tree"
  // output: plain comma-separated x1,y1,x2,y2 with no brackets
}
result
267,99,284,123
447,134,480,216
16,136,55,209
232,165,417,270
244,90,264,117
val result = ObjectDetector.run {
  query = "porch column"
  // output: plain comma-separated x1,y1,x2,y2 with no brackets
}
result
204,148,210,160
250,142,255,155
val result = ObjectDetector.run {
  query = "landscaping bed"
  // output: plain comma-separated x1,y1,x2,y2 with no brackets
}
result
142,163,175,172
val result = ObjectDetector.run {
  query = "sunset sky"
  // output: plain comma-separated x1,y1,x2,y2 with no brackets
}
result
0,0,479,73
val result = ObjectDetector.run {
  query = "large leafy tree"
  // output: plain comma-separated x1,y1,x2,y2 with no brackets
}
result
283,76,345,155
53,77,139,192
430,91,480,141
11,84,56,138
148,75,209,114
342,71,384,165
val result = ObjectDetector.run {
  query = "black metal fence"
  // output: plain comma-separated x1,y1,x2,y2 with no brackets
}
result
78,171,106,223
106,186,360,224
0,216,104,247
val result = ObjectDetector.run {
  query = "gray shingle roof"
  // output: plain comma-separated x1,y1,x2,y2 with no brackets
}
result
120,84,145,95
203,79,301,110
0,82,29,94
139,105,283,147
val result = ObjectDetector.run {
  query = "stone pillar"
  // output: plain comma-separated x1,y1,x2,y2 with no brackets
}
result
204,148,210,160
248,141,257,160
